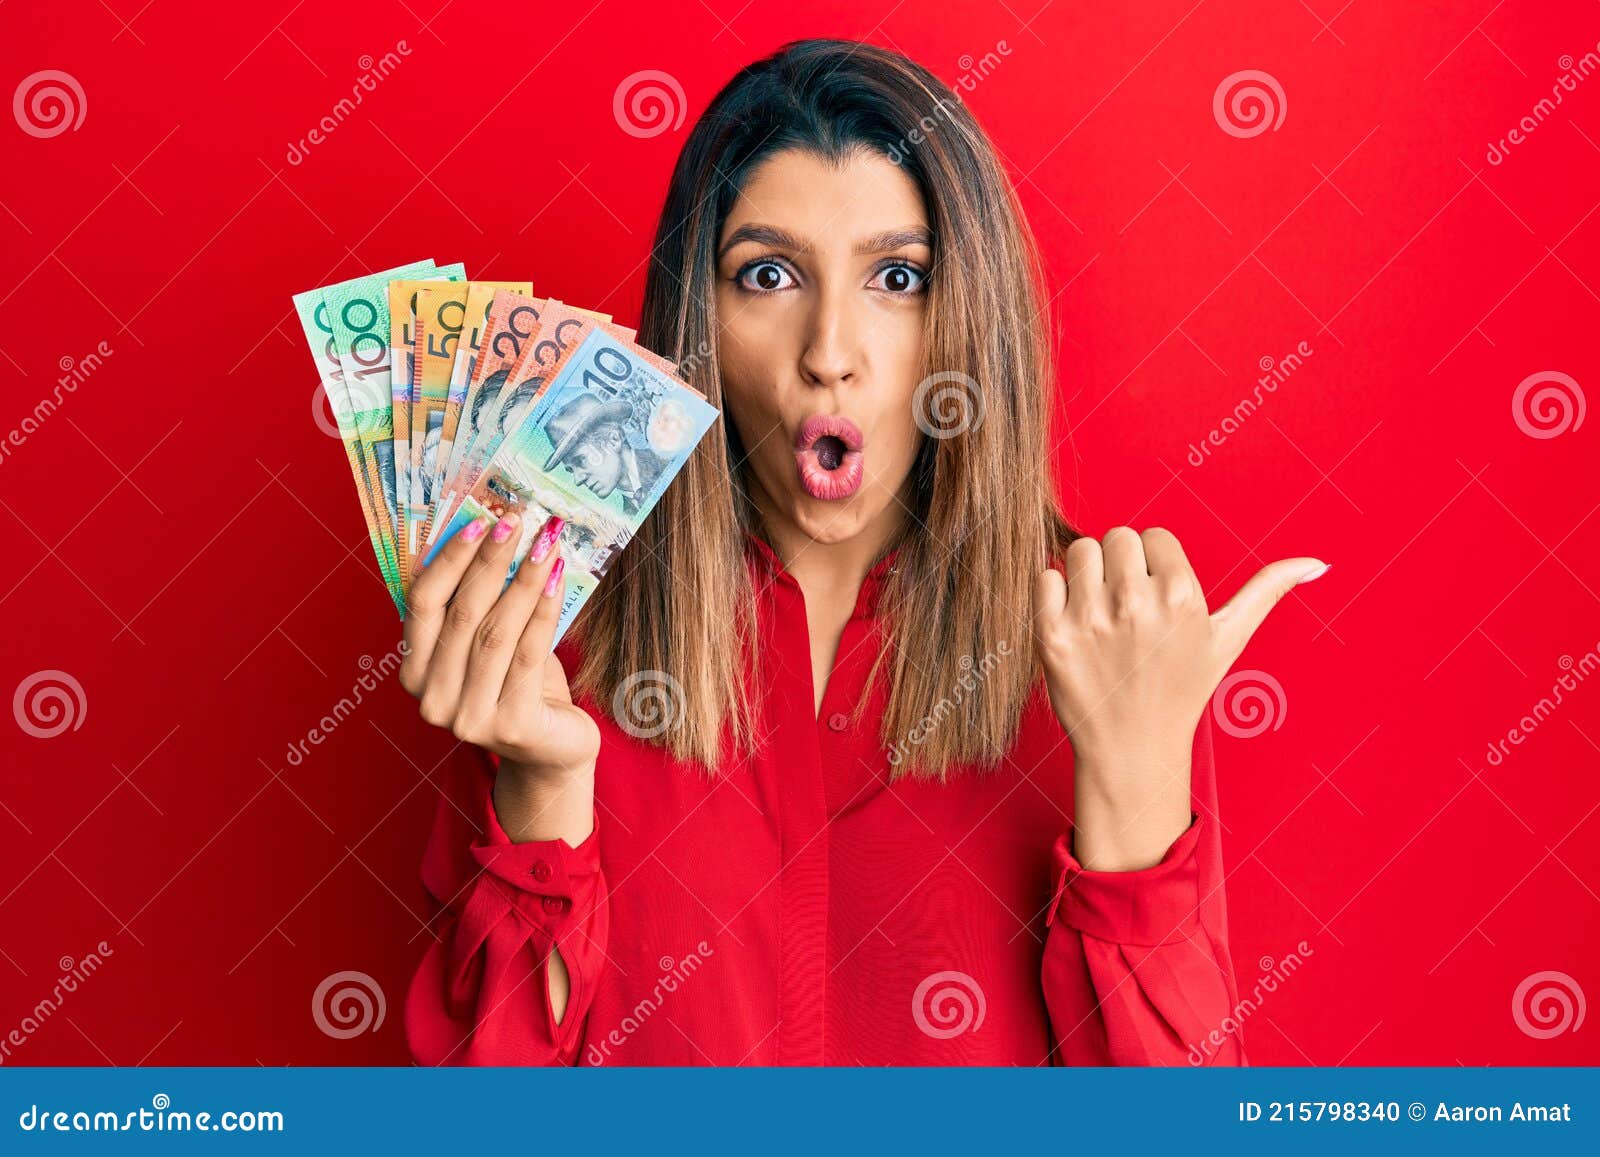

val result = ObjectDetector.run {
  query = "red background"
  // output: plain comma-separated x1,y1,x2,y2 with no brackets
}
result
2,0,1596,1065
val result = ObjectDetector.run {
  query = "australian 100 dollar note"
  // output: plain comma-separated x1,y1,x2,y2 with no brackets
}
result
423,324,720,650
293,258,436,612
322,260,461,608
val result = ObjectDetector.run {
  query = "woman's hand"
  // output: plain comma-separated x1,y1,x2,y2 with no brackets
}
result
1031,526,1327,871
401,509,598,1016
399,511,601,788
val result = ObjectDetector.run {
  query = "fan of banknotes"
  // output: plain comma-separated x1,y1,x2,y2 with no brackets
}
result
293,259,720,649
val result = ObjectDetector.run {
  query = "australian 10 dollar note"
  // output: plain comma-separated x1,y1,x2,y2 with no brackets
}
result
423,324,720,650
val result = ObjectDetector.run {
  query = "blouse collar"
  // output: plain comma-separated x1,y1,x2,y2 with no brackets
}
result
743,528,900,616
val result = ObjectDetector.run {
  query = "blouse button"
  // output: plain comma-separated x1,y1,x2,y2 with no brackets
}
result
530,859,553,882
541,895,566,915
826,711,849,732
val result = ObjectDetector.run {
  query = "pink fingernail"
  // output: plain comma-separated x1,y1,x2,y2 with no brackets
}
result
529,515,566,564
459,516,488,543
1296,561,1331,585
543,556,565,598
491,513,519,543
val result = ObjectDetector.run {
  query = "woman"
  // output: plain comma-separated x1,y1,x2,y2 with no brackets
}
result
400,38,1327,1066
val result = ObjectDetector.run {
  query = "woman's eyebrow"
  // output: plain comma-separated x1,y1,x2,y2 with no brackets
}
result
718,224,803,259
717,224,933,260
852,226,932,255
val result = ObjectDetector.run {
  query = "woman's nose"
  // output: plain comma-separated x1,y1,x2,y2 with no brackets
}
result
798,286,860,388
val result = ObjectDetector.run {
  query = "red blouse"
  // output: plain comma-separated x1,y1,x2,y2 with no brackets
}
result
405,530,1246,1066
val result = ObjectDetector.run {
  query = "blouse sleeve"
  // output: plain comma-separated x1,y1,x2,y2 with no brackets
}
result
404,745,608,1066
1040,711,1246,1066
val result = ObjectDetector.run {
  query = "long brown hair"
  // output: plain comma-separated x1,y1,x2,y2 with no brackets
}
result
569,37,1080,779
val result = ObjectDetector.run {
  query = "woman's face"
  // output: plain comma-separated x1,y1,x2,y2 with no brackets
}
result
715,147,930,548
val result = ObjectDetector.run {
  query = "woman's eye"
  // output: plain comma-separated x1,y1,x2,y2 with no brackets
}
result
738,261,795,293
870,263,927,294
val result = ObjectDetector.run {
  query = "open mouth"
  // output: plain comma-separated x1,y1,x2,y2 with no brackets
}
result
813,434,848,470
793,414,865,501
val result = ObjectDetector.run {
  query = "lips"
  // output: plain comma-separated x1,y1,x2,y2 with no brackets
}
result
793,413,865,501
